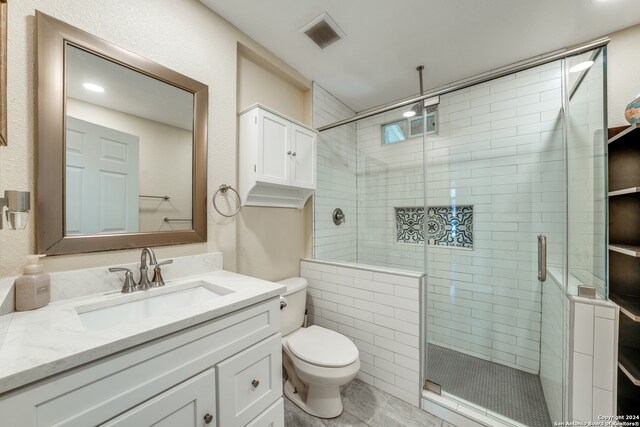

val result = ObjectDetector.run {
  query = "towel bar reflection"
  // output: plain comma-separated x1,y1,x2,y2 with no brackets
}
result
140,195,170,200
164,217,192,222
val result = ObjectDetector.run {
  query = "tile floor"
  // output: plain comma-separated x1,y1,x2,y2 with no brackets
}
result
428,345,550,427
283,379,456,427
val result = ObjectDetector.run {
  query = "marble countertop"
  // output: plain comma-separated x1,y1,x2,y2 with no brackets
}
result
0,269,285,395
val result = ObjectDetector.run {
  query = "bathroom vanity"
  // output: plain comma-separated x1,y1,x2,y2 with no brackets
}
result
0,11,288,427
0,254,285,427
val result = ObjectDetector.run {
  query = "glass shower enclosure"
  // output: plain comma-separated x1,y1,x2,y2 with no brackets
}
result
313,45,607,426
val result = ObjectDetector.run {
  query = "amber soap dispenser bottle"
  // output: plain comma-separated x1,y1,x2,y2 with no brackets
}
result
15,255,51,311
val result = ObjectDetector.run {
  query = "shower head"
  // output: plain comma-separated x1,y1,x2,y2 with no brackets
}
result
404,100,438,118
403,102,421,118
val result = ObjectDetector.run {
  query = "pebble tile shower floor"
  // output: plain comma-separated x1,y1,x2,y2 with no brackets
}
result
429,345,552,427
284,379,455,427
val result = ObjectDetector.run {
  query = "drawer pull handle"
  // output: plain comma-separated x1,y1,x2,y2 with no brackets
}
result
204,413,213,424
251,379,260,388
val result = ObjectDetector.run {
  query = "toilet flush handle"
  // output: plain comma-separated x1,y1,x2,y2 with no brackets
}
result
280,296,288,310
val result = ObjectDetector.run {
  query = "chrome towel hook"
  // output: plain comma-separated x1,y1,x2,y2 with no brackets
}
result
213,184,241,217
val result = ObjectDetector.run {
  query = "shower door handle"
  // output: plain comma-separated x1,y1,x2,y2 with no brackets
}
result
537,235,547,282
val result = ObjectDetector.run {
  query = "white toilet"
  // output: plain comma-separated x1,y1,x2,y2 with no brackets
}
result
278,277,360,418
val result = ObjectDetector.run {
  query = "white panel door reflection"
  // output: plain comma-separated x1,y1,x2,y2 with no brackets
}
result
66,116,139,235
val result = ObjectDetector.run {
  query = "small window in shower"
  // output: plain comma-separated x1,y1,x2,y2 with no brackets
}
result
395,205,473,248
409,110,438,137
381,119,408,144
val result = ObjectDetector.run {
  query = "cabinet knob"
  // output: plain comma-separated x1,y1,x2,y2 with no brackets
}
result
204,413,213,424
287,151,292,155
292,152,296,156
251,379,260,388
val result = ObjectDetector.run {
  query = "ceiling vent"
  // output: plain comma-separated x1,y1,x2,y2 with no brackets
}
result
300,12,345,49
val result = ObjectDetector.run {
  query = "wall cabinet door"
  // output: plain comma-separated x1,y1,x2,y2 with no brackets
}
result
257,109,290,186
103,368,216,427
290,124,316,190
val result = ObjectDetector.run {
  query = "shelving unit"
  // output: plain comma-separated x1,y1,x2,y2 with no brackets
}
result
608,124,640,414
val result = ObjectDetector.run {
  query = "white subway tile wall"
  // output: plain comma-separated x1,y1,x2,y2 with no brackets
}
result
311,57,609,423
312,83,358,262
353,60,565,373
300,259,423,406
569,298,618,422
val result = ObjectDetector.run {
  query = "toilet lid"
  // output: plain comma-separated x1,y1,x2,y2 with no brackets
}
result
286,325,359,368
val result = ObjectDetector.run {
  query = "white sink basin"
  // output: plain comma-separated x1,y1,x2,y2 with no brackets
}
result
75,280,233,331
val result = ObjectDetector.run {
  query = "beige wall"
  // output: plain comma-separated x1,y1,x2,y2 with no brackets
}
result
608,22,640,128
0,0,311,277
235,45,312,281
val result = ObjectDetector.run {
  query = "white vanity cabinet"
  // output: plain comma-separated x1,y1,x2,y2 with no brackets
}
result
0,298,284,427
239,104,317,209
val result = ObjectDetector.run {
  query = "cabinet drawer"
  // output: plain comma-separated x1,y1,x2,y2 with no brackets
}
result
217,334,282,427
245,398,284,427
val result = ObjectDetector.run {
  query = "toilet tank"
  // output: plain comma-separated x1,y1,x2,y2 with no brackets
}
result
278,277,308,336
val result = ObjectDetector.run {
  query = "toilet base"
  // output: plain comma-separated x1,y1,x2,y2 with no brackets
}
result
284,379,344,419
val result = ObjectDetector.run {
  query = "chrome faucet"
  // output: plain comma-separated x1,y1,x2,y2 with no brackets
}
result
138,247,158,289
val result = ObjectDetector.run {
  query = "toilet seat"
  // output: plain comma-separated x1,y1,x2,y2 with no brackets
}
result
286,325,359,368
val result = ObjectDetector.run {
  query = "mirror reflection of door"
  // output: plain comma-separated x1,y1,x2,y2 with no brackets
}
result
64,44,194,235
66,117,140,235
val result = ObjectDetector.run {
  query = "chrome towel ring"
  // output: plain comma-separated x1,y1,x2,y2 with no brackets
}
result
213,184,241,217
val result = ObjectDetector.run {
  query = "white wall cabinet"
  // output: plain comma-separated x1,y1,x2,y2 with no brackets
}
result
239,104,317,209
0,299,283,427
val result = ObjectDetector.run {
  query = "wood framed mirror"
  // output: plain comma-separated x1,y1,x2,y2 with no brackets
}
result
37,12,208,255
1,0,7,147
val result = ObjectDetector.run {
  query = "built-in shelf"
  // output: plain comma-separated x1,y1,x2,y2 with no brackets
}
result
609,187,640,197
619,346,640,386
608,123,640,144
610,293,640,322
609,244,640,257
609,123,640,411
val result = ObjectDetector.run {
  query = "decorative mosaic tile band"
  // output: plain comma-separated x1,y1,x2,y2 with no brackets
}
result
395,205,473,248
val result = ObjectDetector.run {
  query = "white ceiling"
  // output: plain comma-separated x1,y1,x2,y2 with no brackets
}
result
201,0,640,113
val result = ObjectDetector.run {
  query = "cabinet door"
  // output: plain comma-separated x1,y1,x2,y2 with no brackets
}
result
217,335,282,427
103,369,216,427
290,123,316,189
257,109,290,186
245,398,284,427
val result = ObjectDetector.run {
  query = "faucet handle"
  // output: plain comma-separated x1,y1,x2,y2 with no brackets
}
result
151,259,173,287
109,267,137,293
